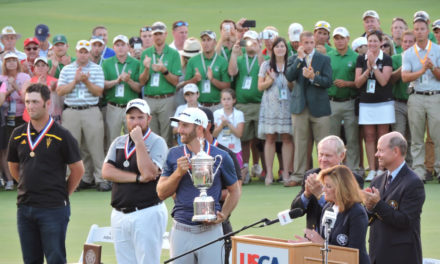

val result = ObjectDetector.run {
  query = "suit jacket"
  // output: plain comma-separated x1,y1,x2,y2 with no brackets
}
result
290,168,364,230
320,203,370,264
285,51,332,117
368,163,425,264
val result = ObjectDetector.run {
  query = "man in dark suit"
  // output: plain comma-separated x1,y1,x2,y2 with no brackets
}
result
291,136,364,230
285,31,332,185
363,131,425,264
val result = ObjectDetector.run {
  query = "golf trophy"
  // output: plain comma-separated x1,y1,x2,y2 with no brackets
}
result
188,138,223,222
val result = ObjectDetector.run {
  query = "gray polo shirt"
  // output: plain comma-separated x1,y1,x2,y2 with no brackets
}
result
402,41,440,91
57,61,104,106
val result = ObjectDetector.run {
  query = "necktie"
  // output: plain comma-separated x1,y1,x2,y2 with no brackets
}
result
384,172,392,191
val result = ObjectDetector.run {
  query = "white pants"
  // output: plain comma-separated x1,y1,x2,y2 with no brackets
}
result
111,203,168,264
170,220,224,264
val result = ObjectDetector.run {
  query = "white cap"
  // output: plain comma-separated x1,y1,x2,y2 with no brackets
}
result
363,10,379,20
333,27,349,38
414,11,429,20
200,30,216,40
0,26,21,39
170,107,208,128
288,23,303,42
152,22,167,34
126,99,151,115
183,83,199,94
243,30,259,40
76,40,91,52
34,57,48,66
113,34,129,45
433,19,440,30
352,37,367,51
3,52,19,60
90,36,105,45
314,21,331,33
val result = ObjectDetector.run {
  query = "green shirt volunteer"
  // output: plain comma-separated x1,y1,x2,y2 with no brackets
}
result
48,57,76,78
391,53,409,101
234,54,262,103
327,48,358,99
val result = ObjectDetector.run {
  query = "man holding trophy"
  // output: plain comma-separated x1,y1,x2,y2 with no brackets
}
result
157,107,240,264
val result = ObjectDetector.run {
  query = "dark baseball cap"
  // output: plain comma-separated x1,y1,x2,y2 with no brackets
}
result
34,24,49,41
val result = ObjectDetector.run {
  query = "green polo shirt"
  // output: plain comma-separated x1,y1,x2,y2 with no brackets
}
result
287,43,298,57
391,54,409,101
48,57,76,78
325,43,335,53
139,44,182,96
429,32,438,44
234,54,262,103
102,55,140,104
219,45,232,61
185,53,230,103
395,45,403,54
327,48,358,99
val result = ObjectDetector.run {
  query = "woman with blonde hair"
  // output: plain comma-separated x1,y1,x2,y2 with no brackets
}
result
293,165,370,264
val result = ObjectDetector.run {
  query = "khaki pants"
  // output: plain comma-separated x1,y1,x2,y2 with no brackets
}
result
291,107,330,182
105,103,127,148
407,94,440,179
392,101,412,166
62,107,105,183
329,99,360,171
145,96,175,147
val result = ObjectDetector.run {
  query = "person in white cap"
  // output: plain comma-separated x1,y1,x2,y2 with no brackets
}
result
102,98,168,264
352,37,368,55
313,20,333,54
102,35,141,148
185,30,230,110
287,23,303,56
433,19,440,43
171,83,201,144
402,13,440,182
139,21,182,147
327,27,361,174
362,10,381,36
57,40,110,191
229,30,264,184
92,25,115,59
0,26,26,62
89,36,106,65
157,107,240,264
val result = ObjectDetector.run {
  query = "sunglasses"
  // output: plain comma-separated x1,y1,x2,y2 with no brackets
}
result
25,47,39,51
380,43,390,49
152,25,165,31
316,22,330,28
141,26,152,32
173,21,188,30
78,41,90,46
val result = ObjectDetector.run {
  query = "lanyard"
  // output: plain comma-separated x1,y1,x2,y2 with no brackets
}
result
124,128,151,160
115,62,127,77
27,116,54,152
221,46,229,60
152,53,164,65
414,40,432,65
245,54,257,75
201,53,218,77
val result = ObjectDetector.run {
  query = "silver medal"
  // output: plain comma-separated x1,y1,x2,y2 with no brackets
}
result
123,160,130,168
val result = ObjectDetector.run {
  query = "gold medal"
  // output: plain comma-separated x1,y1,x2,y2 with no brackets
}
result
30,151,35,157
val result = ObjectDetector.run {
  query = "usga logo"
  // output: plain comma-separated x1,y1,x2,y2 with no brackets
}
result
239,253,279,264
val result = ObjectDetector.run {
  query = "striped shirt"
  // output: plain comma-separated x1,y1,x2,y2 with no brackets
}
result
57,61,104,106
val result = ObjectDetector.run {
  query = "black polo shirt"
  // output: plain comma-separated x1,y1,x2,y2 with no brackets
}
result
7,120,81,208
104,131,168,209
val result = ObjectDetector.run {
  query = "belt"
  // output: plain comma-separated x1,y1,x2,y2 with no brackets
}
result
64,104,97,110
200,102,219,107
114,202,162,214
173,220,220,234
412,90,440,96
108,101,127,108
394,98,408,103
329,96,357,102
145,93,174,99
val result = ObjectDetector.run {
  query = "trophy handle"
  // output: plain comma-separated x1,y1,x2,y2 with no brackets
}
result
212,155,223,177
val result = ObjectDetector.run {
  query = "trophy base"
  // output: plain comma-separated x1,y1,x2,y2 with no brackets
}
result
192,214,217,222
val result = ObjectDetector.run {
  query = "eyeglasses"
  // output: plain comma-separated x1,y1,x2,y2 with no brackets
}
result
380,43,390,49
141,26,152,32
173,21,188,30
25,47,39,51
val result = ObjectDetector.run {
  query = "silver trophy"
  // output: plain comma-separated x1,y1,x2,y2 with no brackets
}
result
187,138,223,222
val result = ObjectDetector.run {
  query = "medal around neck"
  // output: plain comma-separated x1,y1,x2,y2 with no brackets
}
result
187,137,223,222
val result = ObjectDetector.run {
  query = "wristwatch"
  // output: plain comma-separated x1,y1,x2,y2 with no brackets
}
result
373,65,378,70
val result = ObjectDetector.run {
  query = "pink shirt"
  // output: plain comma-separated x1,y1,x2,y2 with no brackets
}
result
0,73,31,116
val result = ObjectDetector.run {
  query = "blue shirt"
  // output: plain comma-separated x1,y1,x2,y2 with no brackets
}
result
162,141,237,225
102,46,115,59
389,161,406,183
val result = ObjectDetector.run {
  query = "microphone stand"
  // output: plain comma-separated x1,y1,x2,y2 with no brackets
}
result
164,218,269,264
320,223,332,264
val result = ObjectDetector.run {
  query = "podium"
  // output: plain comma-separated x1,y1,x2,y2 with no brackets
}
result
232,235,358,264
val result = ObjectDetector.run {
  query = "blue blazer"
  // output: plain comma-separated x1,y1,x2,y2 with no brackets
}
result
320,203,370,264
368,164,425,264
284,51,332,117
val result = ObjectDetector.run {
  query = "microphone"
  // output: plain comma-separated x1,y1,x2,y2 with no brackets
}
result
321,207,337,229
262,208,303,227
